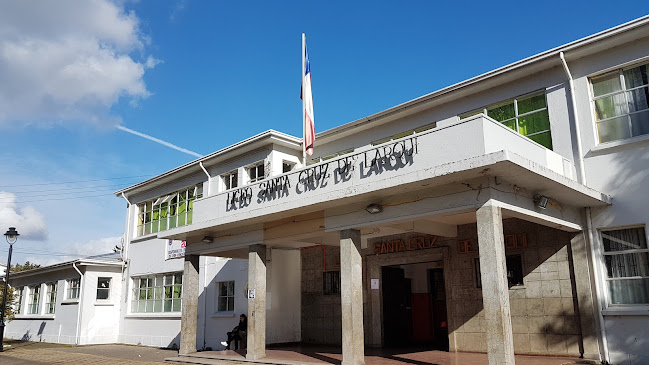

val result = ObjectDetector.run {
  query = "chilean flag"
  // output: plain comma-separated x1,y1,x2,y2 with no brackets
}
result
301,34,315,156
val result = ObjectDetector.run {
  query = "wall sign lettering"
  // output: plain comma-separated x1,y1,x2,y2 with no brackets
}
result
372,235,438,255
225,137,418,211
457,233,528,254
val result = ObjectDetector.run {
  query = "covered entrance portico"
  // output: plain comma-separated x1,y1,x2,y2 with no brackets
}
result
166,182,607,365
160,119,610,364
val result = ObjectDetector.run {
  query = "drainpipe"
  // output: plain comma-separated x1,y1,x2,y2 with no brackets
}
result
121,192,132,274
199,162,211,196
72,262,84,345
560,51,609,363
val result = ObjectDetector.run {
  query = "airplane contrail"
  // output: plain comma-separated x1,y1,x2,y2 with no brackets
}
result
117,125,203,158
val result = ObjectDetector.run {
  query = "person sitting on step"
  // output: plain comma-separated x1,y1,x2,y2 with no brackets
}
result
221,314,247,350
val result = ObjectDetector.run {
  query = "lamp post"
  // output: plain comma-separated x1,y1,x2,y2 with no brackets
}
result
0,227,19,352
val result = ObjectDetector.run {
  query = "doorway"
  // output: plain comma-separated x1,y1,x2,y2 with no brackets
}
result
381,262,448,350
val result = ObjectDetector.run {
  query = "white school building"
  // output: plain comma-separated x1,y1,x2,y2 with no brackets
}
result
6,15,649,365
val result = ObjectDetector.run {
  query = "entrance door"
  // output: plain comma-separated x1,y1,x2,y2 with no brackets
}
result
429,268,449,350
382,266,412,347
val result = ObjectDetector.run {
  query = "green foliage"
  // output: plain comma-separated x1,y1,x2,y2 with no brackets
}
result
1,284,16,321
11,261,41,273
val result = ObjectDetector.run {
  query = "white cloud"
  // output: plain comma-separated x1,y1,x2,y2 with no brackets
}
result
0,0,157,126
0,192,48,240
25,236,122,267
67,236,123,258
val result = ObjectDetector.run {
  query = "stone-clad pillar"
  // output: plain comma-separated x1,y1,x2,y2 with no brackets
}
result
247,244,267,360
340,229,365,365
476,201,515,365
179,254,200,355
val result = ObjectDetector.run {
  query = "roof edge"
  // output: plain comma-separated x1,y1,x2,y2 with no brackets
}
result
114,129,302,196
316,15,649,140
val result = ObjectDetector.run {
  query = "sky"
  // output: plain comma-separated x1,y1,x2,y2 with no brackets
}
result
0,0,648,266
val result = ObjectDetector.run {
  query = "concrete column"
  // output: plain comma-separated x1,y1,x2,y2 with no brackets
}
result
569,233,601,359
179,254,200,355
340,229,365,365
476,201,515,365
247,244,267,360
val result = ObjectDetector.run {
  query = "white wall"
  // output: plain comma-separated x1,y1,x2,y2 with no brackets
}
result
199,257,249,350
6,265,121,345
118,236,185,348
568,34,649,364
266,248,301,344
79,266,122,344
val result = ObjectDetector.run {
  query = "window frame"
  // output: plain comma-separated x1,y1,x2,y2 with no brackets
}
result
45,282,57,314
28,285,41,315
131,272,183,313
96,277,111,301
221,170,238,191
247,162,265,184
67,278,80,300
216,281,235,312
323,271,341,295
599,226,649,307
15,286,23,314
136,184,203,237
590,62,649,144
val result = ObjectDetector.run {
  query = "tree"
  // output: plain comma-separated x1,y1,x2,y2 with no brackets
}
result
11,261,41,273
1,283,17,322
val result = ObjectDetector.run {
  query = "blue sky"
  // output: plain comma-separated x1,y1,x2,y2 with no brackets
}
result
1,0,648,265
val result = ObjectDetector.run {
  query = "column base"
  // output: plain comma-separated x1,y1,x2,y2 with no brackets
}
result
246,353,266,361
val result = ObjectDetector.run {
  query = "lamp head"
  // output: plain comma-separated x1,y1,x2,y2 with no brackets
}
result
365,203,383,214
4,227,19,244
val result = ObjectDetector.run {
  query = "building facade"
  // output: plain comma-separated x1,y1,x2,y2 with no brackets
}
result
7,15,648,365
5,253,124,344
114,15,649,365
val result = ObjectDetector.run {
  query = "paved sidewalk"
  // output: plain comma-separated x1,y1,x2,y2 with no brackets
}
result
0,341,181,365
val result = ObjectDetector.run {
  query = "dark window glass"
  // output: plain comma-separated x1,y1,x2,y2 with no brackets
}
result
323,271,341,295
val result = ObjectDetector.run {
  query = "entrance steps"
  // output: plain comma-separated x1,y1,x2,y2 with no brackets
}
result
165,351,326,365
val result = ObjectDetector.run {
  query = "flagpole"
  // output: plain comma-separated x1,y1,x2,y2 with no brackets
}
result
302,33,306,167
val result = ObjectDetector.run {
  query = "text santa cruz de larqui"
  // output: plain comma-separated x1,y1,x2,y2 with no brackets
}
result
225,137,418,210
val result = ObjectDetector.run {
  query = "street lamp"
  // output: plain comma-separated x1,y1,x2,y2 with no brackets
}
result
0,227,19,352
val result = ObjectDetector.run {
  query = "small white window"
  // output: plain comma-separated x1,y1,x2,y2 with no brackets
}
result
28,285,41,314
14,287,24,314
222,171,238,190
248,162,265,183
46,282,57,314
97,278,111,300
67,278,80,299
216,281,235,312
282,161,295,173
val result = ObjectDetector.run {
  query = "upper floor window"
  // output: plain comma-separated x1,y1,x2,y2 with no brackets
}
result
591,63,649,143
248,162,265,183
460,91,552,149
97,278,111,300
601,227,649,305
46,282,57,314
222,170,238,191
131,272,183,313
282,161,295,173
67,278,80,299
28,285,41,314
137,184,203,237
